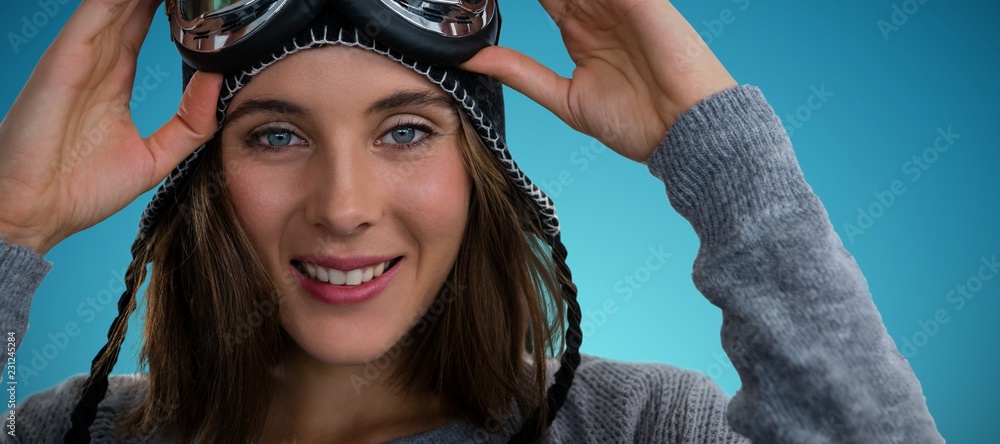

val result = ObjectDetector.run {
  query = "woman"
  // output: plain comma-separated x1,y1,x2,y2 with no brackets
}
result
0,0,943,443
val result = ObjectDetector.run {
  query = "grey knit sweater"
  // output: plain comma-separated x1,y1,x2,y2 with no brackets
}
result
0,85,944,443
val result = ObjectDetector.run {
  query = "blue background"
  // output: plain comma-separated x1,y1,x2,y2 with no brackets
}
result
2,1,997,442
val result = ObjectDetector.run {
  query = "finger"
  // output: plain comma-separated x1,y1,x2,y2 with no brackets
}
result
460,46,571,124
61,0,140,43
144,71,223,185
121,0,164,55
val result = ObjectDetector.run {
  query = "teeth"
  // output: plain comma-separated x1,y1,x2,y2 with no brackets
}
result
346,269,363,286
329,268,346,285
299,259,394,286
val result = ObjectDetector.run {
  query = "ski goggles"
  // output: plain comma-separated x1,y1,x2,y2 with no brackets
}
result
165,0,501,73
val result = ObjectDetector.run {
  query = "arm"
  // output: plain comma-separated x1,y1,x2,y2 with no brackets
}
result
646,84,944,443
1,237,51,353
1,237,52,443
457,0,942,440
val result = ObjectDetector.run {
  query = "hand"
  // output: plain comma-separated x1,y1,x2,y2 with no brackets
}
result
0,0,222,255
460,0,738,163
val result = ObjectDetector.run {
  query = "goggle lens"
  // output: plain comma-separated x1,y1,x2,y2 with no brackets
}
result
180,0,252,20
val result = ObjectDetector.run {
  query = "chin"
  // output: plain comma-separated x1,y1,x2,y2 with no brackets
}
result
278,306,415,369
298,335,403,366
271,262,437,371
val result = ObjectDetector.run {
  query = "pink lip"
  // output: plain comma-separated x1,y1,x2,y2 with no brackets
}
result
291,257,403,306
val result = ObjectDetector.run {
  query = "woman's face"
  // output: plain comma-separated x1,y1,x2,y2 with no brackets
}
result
220,45,471,365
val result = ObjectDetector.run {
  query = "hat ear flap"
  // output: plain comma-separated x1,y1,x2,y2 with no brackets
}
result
508,233,583,443
64,238,150,444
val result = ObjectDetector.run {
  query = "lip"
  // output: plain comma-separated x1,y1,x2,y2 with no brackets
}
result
291,256,403,306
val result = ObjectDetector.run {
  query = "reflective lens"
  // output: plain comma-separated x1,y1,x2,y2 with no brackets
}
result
381,0,495,38
180,0,252,20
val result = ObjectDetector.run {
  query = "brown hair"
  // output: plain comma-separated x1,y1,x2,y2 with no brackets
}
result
115,107,568,442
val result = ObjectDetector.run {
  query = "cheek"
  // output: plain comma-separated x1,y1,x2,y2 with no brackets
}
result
393,150,471,248
223,158,297,259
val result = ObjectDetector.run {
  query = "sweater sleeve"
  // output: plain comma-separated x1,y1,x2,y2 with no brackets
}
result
1,237,51,353
644,85,944,443
1,237,53,443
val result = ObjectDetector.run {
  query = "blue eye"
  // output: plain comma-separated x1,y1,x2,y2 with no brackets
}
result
390,127,417,144
267,131,295,146
376,122,435,148
247,126,305,151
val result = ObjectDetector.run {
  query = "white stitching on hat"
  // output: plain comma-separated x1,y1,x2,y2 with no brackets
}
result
139,22,560,241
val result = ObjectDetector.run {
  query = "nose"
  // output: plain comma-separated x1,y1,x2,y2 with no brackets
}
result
304,143,383,237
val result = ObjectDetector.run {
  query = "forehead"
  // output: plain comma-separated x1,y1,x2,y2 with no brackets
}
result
228,45,444,110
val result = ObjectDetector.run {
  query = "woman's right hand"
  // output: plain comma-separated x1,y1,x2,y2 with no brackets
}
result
0,0,222,255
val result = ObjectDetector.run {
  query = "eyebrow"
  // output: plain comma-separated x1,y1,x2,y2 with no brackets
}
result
225,99,307,125
365,89,457,116
224,89,457,125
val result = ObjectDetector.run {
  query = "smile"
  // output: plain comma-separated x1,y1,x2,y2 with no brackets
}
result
290,256,404,306
292,257,401,286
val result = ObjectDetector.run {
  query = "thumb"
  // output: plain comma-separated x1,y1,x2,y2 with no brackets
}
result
460,46,571,122
144,70,223,186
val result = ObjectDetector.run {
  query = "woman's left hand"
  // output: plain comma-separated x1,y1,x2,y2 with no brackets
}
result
460,0,738,163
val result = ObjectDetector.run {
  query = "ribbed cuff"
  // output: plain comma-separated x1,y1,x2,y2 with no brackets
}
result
646,85,816,245
1,236,52,347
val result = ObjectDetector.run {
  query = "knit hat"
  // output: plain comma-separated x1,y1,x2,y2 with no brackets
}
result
65,8,582,443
